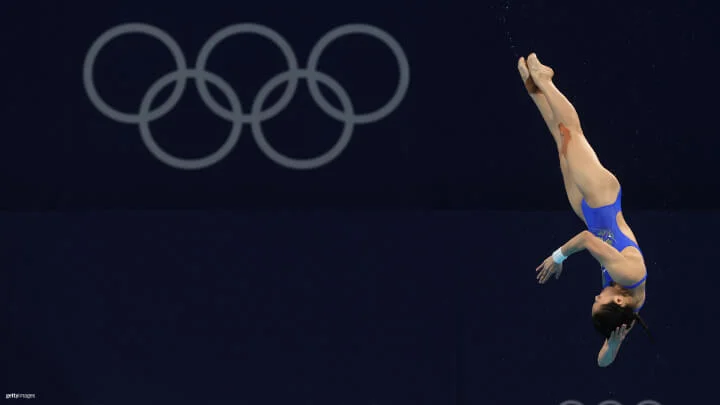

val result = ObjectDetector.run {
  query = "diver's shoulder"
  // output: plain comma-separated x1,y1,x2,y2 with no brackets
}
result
618,246,646,279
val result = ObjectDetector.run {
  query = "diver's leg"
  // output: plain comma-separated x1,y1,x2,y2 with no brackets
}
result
526,53,620,207
519,56,584,220
559,155,585,221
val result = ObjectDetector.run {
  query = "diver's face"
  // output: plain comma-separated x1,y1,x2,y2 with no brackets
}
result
591,287,626,314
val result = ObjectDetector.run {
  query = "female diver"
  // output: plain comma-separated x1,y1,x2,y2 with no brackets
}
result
518,53,652,367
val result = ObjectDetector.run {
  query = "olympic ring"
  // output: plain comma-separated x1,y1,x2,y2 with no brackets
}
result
252,70,354,170
139,69,243,170
83,23,188,124
558,401,662,405
194,23,299,123
83,22,410,170
307,24,410,124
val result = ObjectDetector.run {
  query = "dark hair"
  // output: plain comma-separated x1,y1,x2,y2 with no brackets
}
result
592,302,653,342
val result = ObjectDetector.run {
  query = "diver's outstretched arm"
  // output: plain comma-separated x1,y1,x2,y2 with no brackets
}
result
597,323,633,367
597,339,621,367
537,230,632,284
537,230,592,284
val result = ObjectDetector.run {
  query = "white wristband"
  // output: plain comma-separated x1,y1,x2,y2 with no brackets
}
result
552,248,567,264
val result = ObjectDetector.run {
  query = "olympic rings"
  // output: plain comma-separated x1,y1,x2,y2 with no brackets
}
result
558,401,662,405
82,22,410,170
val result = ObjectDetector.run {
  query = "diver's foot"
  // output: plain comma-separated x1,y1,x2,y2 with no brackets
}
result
527,53,555,87
518,56,541,94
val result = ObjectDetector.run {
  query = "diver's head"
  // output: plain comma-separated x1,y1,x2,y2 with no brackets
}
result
591,286,636,338
592,285,632,313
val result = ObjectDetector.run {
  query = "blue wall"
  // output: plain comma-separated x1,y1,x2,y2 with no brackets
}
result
5,212,716,404
2,1,717,210
4,0,718,404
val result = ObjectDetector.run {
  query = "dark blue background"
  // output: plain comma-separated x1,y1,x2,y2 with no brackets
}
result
5,212,717,404
3,0,718,404
2,0,718,209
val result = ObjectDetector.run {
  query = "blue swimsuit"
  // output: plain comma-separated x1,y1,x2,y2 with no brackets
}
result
581,188,646,311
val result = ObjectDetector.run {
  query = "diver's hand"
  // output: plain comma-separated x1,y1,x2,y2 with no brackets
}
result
608,322,634,347
518,56,541,94
536,256,563,284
